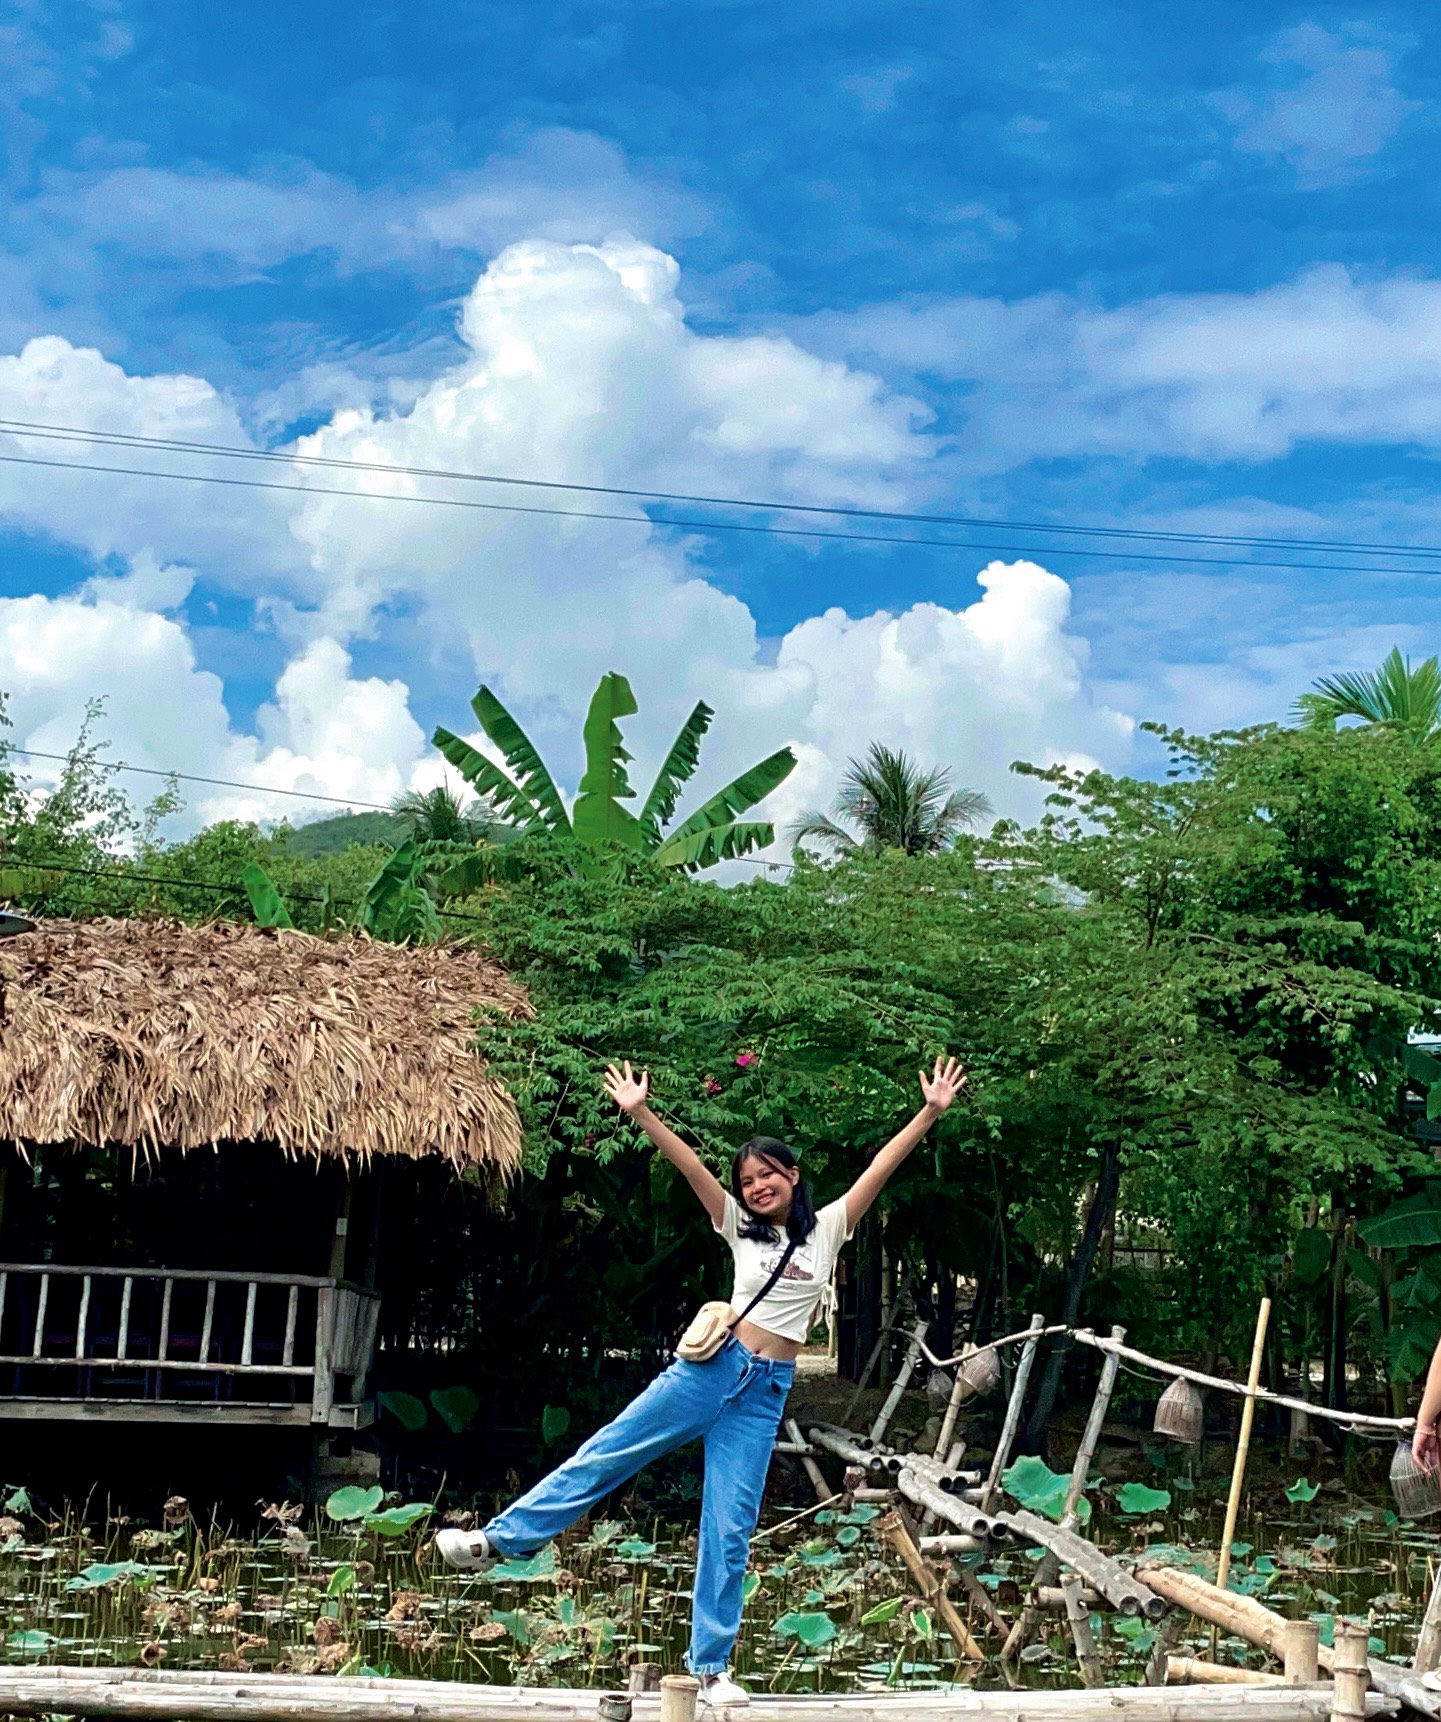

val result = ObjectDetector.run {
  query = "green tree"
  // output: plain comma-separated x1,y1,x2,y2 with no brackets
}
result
1295,646,1441,741
432,672,795,871
391,783,498,845
789,743,990,856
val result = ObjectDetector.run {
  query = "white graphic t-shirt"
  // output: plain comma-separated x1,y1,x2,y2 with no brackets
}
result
713,1193,854,1344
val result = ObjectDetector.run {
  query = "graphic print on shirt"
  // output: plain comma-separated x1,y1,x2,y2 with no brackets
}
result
758,1239,819,1284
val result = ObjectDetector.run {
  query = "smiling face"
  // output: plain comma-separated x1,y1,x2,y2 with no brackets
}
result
737,1151,800,1225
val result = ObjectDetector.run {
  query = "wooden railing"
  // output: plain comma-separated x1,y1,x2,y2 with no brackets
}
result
0,1264,378,1425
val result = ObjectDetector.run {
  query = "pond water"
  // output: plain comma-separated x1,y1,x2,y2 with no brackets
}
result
0,1451,1434,1693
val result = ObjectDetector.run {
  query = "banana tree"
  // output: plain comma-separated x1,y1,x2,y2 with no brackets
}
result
241,838,441,943
432,673,795,872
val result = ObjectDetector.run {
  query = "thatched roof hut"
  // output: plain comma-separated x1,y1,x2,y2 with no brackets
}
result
0,918,529,1173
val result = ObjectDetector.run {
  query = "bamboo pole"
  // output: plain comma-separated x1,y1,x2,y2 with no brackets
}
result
894,1464,1004,1537
982,1313,1044,1512
1061,1572,1105,1688
1415,1558,1441,1674
784,1417,833,1503
1144,1615,1188,1688
1167,1660,1286,1688
1284,1622,1321,1686
1137,1565,1322,1667
840,1266,912,1427
1002,1323,1126,1662
952,1559,1012,1638
0,1671,1389,1722
995,1508,1164,1618
870,1323,929,1446
1216,1298,1272,1596
1070,1329,1410,1435
1331,1624,1369,1722
876,1509,985,1663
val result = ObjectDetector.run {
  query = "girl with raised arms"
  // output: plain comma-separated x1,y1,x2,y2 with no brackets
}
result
437,1055,967,1707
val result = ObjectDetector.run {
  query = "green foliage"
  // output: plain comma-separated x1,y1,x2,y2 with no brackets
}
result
789,741,991,856
434,672,795,873
1114,1483,1171,1515
377,1390,429,1432
325,1486,384,1523
541,1404,572,1444
1285,1477,1321,1503
430,1386,480,1434
773,1610,837,1647
362,1504,433,1536
1003,1456,1089,1524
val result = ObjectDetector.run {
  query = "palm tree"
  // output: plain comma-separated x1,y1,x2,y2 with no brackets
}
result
789,743,991,856
390,783,497,845
432,673,796,872
1294,648,1441,741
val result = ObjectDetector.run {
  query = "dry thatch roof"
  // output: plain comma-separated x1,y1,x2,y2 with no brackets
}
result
0,918,530,1172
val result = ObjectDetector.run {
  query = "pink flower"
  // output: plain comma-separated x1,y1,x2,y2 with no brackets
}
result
735,1052,758,1068
704,1079,723,1096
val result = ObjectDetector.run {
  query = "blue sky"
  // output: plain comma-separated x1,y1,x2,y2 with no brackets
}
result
0,0,1438,835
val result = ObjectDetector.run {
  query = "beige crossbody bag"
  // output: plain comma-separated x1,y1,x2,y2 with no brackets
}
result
675,1235,799,1363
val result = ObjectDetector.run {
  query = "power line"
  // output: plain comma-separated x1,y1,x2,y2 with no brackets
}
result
5,749,794,872
2,446,1439,578
3,414,1440,564
0,853,493,923
9,747,398,813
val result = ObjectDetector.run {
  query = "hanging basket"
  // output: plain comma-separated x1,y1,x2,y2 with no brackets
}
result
958,1345,1000,1398
1153,1375,1204,1445
1391,1442,1441,1520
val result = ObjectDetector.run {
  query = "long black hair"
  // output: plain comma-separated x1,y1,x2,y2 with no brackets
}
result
730,1137,819,1245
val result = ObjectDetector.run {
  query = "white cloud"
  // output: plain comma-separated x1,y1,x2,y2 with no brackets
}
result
15,129,706,288
0,591,429,826
1215,23,1419,188
0,236,1141,847
803,264,1441,468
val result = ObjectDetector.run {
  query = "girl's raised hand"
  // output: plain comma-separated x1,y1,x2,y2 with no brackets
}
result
920,1055,967,1113
604,1060,650,1115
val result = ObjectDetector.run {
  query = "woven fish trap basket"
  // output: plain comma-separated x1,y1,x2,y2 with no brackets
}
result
1391,1441,1441,1520
958,1345,1001,1397
1153,1375,1204,1445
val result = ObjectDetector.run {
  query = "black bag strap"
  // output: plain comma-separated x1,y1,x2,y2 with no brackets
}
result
733,1233,801,1328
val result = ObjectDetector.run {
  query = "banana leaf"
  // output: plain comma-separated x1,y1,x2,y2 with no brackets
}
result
573,672,646,851
471,686,570,832
654,819,777,870
640,700,713,836
431,727,542,829
240,862,294,929
652,746,795,862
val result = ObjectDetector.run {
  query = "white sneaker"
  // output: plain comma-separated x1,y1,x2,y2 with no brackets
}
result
699,1673,750,1709
434,1528,498,1572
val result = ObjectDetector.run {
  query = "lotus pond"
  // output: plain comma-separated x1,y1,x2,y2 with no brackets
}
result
0,1455,1436,1693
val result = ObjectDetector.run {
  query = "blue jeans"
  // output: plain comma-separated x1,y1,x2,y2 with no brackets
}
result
484,1336,795,1675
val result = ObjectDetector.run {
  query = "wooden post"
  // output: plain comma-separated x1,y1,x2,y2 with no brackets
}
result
626,1667,661,1695
1415,1558,1441,1674
1144,1614,1187,1688
1283,1620,1320,1685
1216,1298,1271,1595
658,1675,698,1722
1002,1324,1126,1662
982,1313,1044,1512
876,1509,985,1662
1060,1573,1104,1688
1330,1623,1369,1722
597,1698,631,1722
